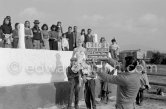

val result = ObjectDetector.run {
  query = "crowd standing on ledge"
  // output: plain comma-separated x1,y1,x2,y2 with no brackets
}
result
0,16,120,58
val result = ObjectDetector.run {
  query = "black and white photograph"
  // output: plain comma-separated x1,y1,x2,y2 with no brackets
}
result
0,0,166,109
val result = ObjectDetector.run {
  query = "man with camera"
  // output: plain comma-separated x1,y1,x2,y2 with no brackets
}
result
93,56,141,109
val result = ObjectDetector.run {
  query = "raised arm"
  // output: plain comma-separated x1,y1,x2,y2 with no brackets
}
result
93,61,124,85
96,69,124,85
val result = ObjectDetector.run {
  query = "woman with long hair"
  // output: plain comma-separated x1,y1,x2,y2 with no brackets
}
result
71,38,91,86
24,21,33,49
80,29,86,47
49,25,58,50
1,16,12,48
41,24,50,50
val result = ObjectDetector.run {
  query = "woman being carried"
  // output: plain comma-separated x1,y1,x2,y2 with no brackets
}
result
71,38,91,87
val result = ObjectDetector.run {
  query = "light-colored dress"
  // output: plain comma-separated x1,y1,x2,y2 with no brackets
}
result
25,28,33,49
62,37,69,50
41,30,50,50
71,48,91,75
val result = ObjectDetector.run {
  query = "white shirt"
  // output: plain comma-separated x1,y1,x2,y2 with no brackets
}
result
111,43,120,55
62,38,69,49
111,43,120,50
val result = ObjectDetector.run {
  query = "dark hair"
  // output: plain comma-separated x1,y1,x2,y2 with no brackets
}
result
81,29,85,35
87,28,92,31
100,37,106,43
111,38,116,43
57,21,61,25
24,21,30,28
15,23,19,29
50,24,57,31
41,24,48,30
125,56,137,71
62,33,66,38
3,17,11,26
68,26,72,29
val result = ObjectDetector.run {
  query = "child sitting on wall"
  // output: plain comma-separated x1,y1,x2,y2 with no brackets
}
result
109,38,120,61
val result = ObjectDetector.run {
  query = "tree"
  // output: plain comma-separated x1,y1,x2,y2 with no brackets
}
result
161,58,166,65
150,52,164,64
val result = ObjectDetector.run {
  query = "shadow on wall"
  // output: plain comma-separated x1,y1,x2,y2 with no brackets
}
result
50,53,71,105
0,53,71,109
37,83,56,108
51,53,66,82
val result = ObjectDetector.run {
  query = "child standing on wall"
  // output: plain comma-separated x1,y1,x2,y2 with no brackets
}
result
109,38,120,61
61,33,69,51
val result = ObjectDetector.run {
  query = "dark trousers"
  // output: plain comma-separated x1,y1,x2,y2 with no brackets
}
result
49,39,58,50
100,81,105,100
136,88,144,104
100,81,110,103
68,77,80,109
84,79,96,109
12,38,19,48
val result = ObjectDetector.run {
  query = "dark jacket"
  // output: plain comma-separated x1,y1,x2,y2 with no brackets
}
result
32,26,42,41
1,24,12,34
66,66,79,80
97,71,140,108
84,34,93,44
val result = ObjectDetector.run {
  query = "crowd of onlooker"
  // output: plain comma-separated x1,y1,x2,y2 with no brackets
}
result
0,16,119,54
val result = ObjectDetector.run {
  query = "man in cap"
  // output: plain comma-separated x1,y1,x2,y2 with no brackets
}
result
32,20,42,49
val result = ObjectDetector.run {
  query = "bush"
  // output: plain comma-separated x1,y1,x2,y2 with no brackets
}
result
150,52,164,64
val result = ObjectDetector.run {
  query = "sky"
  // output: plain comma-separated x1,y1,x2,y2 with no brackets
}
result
0,0,166,52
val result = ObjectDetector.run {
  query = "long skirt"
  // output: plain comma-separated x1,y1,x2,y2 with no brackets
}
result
49,39,58,50
25,38,33,49
43,39,50,50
